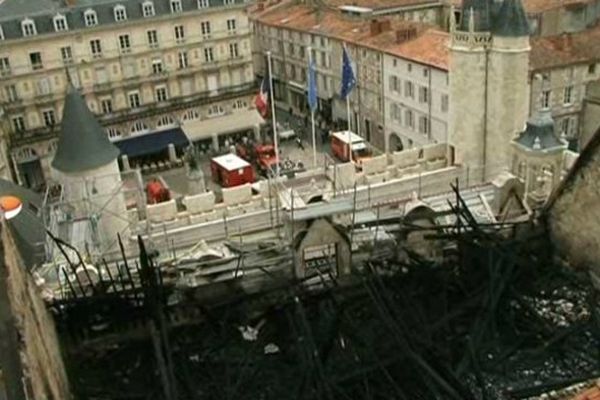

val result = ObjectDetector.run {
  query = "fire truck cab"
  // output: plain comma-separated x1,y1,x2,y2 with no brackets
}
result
330,130,372,166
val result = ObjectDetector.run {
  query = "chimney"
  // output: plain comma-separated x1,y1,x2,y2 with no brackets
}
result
64,0,77,6
379,19,391,32
396,27,417,43
257,2,265,10
370,19,381,36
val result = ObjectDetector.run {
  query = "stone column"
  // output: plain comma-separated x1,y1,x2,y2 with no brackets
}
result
212,134,219,151
167,144,177,162
253,124,261,142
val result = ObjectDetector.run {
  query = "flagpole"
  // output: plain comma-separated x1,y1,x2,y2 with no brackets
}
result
266,50,279,177
342,43,354,164
308,46,317,168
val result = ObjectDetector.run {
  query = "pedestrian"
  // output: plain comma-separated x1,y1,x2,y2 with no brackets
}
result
296,137,305,150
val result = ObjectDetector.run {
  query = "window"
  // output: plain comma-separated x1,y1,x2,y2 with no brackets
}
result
229,43,239,58
131,121,148,134
589,63,596,74
419,86,429,103
405,109,414,128
423,68,428,77
147,30,158,48
171,0,182,13
60,46,73,64
90,39,102,58
407,63,412,72
389,75,399,93
174,25,185,43
178,51,188,69
114,5,127,21
84,9,98,27
12,116,25,132
101,98,113,114
128,91,141,108
418,116,429,135
204,47,214,62
0,57,10,76
541,90,551,109
157,115,175,127
198,0,209,8
183,109,200,121
29,52,43,70
142,1,155,17
152,59,163,74
563,85,573,105
155,86,168,102
107,128,121,139
5,85,18,102
391,103,401,122
53,14,68,32
441,94,448,112
21,19,37,37
227,18,236,33
118,34,131,53
560,117,570,137
201,21,211,38
232,99,247,109
36,77,51,95
42,109,56,127
208,104,224,116
405,81,414,98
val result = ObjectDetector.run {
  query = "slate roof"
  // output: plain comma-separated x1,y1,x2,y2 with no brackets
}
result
492,0,530,37
52,86,120,173
0,0,242,40
459,0,493,31
514,111,567,151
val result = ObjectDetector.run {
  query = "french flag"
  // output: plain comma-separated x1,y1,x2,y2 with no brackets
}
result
255,77,269,118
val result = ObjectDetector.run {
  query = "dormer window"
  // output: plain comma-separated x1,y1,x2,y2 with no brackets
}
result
114,5,127,22
53,14,68,32
198,0,209,8
84,9,98,27
142,1,155,17
21,19,37,37
171,0,182,13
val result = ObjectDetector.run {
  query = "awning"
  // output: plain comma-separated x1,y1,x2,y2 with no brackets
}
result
182,110,265,142
114,128,189,158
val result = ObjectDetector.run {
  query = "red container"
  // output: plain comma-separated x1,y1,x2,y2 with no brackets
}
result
210,154,254,188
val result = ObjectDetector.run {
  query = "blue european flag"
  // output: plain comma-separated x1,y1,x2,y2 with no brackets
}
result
307,59,318,112
340,46,356,100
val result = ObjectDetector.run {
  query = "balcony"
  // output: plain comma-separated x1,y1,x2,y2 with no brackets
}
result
9,125,58,147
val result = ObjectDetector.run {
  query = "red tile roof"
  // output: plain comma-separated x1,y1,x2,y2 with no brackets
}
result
571,381,600,400
382,29,449,70
530,24,600,70
325,0,438,10
253,4,444,68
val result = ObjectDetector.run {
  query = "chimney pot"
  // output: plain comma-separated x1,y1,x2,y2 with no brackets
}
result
370,19,381,36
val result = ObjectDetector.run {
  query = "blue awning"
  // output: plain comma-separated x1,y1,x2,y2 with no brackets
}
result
114,128,190,158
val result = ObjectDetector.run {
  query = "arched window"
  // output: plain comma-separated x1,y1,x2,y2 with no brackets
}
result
21,19,37,37
182,109,200,121
84,9,98,27
130,121,149,135
14,147,38,163
157,115,175,128
141,1,155,17
53,14,68,32
114,5,127,22
107,128,122,140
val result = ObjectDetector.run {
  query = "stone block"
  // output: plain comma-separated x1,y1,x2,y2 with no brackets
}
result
147,199,177,223
397,164,422,177
222,183,252,206
183,191,216,214
362,155,388,175
423,143,447,161
392,148,420,168
425,158,447,171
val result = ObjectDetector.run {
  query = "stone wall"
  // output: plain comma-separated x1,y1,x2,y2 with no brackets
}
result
0,222,71,399
222,183,252,206
545,129,600,288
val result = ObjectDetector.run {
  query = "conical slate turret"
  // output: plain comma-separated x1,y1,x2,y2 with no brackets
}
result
492,0,530,37
52,86,120,173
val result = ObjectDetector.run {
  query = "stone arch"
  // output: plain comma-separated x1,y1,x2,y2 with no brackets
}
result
389,132,404,152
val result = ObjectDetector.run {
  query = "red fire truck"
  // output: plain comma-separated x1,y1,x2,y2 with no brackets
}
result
330,131,372,166
236,143,279,176
210,154,254,188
